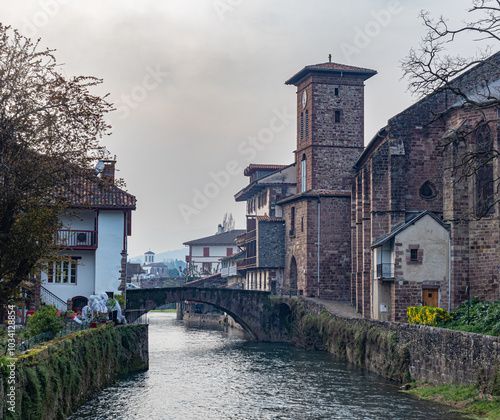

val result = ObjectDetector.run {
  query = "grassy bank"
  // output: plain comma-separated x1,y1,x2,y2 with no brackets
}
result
149,309,176,313
407,383,500,419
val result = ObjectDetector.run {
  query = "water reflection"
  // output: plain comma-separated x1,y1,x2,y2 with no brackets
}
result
70,312,466,420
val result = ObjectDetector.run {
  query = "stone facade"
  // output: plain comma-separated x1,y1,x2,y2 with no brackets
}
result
352,51,500,321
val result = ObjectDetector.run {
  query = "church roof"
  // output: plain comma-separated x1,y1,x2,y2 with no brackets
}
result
285,61,377,85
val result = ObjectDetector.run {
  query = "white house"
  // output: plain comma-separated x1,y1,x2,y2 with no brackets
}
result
183,228,244,277
41,161,136,312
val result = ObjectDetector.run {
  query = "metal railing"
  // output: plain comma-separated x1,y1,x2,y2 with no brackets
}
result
55,229,97,248
1,320,91,356
376,263,394,279
273,287,299,297
40,286,67,311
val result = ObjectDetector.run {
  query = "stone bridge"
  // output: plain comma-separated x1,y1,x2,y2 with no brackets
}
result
125,287,292,341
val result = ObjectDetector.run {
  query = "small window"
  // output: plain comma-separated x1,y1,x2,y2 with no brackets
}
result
301,217,304,232
335,87,339,96
410,249,418,261
420,181,437,200
290,207,295,236
227,247,233,256
203,247,209,257
335,110,341,123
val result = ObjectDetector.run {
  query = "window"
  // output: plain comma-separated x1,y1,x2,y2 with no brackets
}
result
48,259,77,284
335,110,341,123
202,262,211,275
300,113,304,140
420,181,437,200
301,154,307,193
476,125,495,217
305,110,309,138
227,247,233,256
301,217,304,232
410,249,418,261
290,207,295,236
203,247,209,257
335,87,339,96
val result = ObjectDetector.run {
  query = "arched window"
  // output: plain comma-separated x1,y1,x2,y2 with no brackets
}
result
476,125,494,217
300,113,304,140
301,154,307,192
305,110,309,138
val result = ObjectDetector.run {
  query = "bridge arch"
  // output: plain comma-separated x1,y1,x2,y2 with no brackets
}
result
125,287,290,341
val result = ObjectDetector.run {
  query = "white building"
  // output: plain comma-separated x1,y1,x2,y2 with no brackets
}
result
183,229,244,278
41,161,136,312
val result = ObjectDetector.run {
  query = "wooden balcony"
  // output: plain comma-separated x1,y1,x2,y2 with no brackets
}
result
55,230,97,249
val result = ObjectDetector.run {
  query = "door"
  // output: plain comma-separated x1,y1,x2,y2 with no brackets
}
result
422,289,439,307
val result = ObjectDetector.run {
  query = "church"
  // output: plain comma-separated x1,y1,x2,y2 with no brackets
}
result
235,52,500,322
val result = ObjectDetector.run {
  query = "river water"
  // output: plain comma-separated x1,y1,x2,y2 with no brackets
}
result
69,312,466,420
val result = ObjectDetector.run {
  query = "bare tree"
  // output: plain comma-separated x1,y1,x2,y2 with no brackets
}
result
402,0,500,219
0,25,114,306
221,212,235,232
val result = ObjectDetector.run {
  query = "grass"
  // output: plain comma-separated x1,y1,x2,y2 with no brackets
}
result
149,309,176,313
406,383,500,419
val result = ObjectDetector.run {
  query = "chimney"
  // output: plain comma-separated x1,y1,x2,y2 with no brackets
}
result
217,224,223,234
101,160,116,183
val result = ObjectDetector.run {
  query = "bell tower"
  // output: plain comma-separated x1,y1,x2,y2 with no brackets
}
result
285,59,376,193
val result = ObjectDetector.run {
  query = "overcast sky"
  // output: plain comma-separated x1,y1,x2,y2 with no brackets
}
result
2,0,484,258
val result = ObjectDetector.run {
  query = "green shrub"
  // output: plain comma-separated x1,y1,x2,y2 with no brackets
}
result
27,305,64,337
407,306,451,326
438,297,500,336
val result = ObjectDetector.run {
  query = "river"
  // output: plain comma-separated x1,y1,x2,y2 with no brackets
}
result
69,312,466,419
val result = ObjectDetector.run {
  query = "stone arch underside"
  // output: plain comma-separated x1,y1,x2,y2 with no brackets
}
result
125,287,279,341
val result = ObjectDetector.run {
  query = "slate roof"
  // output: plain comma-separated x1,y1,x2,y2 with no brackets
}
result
371,211,450,248
285,62,377,85
183,229,245,247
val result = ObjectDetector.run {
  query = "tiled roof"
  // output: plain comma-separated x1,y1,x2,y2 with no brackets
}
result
184,272,224,287
243,164,287,177
285,62,377,85
70,176,136,210
183,229,245,246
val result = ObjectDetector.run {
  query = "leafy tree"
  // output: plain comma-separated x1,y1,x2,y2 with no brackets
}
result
401,0,500,219
0,25,113,307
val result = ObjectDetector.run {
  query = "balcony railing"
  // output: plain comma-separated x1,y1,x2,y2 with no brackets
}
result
376,263,394,279
56,230,97,249
221,266,238,277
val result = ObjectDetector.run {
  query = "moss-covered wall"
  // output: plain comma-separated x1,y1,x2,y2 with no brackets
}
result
286,298,500,393
0,324,148,420
286,299,411,382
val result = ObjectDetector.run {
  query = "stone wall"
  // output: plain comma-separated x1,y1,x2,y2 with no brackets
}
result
292,298,500,391
1,324,148,419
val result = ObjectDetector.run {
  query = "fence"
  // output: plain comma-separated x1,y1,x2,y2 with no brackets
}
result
0,320,91,356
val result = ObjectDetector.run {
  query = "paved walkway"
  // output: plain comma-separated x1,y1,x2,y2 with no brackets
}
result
305,298,362,319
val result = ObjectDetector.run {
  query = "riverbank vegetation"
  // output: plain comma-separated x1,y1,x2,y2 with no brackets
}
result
436,298,500,337
406,382,500,419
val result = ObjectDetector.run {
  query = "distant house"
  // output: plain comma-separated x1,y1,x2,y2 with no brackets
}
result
183,228,244,278
41,161,136,312
220,251,245,288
